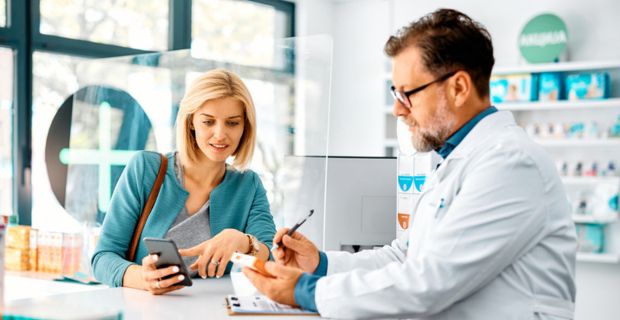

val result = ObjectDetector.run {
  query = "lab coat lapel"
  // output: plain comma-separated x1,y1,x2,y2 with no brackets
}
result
421,111,517,193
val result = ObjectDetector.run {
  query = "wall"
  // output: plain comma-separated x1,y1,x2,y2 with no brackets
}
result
297,0,620,319
297,0,392,157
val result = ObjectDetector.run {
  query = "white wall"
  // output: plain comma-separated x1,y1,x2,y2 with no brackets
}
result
392,0,620,66
297,0,392,156
298,0,620,319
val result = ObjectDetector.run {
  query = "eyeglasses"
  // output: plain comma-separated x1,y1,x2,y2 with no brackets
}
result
390,71,458,108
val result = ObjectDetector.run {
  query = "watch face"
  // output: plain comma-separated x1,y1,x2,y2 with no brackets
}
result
251,236,260,251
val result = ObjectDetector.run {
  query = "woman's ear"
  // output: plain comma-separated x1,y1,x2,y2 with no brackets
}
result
187,115,195,130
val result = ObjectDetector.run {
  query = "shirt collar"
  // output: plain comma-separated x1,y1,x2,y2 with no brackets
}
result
435,106,498,159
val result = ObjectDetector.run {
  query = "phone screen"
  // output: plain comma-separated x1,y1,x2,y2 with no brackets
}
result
143,237,193,286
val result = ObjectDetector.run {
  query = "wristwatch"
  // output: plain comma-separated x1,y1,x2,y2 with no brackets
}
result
245,234,261,256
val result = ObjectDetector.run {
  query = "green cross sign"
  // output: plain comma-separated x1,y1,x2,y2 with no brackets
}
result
58,102,139,212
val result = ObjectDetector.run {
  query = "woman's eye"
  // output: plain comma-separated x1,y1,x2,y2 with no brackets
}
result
227,121,240,126
203,120,214,126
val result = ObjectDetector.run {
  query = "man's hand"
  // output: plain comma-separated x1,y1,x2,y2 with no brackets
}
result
242,261,303,307
272,228,320,273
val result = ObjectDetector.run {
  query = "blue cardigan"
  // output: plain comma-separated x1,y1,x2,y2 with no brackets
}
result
91,151,276,287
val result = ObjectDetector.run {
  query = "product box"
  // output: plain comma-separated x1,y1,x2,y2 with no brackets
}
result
397,194,420,236
490,73,539,103
5,247,30,271
575,223,605,253
566,72,610,100
6,225,30,250
538,72,563,101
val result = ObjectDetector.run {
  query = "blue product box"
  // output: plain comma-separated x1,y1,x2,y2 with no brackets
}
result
575,223,605,253
490,73,539,103
413,175,426,193
397,175,413,193
538,72,563,101
565,72,610,100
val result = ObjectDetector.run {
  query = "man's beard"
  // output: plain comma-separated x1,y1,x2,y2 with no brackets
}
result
409,95,455,152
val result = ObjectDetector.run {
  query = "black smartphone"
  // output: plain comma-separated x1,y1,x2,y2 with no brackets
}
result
143,237,193,287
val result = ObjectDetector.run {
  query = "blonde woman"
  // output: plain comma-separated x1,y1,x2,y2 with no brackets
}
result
92,69,275,294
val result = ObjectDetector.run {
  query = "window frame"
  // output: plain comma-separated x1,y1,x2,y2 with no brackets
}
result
0,0,295,225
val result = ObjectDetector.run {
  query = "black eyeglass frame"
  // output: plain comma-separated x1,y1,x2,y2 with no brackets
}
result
390,70,459,108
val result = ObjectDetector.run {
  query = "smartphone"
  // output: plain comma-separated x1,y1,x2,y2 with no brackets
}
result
143,237,193,286
231,252,275,278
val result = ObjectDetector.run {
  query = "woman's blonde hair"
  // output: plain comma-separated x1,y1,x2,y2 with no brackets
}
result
176,69,256,171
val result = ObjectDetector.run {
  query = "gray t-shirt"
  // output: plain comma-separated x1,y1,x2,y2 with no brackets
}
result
165,153,212,277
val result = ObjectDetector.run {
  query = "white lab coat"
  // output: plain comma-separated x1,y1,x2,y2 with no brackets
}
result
315,111,576,319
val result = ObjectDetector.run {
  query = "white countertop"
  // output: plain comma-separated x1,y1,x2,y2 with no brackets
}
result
4,272,322,319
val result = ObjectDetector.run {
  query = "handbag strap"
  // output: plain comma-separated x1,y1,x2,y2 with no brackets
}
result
127,153,168,262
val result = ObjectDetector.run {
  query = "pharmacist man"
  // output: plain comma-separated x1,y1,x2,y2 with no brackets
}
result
243,8,577,319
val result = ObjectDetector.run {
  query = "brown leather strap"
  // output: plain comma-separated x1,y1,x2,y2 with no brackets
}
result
127,153,168,262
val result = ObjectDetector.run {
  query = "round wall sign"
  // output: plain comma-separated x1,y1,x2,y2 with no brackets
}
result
519,13,568,63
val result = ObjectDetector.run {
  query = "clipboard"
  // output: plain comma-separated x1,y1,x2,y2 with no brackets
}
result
225,295,319,316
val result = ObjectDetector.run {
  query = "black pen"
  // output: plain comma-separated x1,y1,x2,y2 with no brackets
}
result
274,209,314,249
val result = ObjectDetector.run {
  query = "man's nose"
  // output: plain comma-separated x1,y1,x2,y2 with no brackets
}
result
392,100,409,118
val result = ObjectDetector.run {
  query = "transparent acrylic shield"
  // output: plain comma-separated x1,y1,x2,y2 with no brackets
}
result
61,36,332,248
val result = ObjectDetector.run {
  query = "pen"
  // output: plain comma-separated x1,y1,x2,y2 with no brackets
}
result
275,209,314,249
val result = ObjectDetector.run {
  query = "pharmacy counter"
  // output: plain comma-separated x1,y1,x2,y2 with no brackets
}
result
4,274,322,319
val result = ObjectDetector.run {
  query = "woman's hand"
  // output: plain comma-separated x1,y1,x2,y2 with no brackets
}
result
139,254,186,294
179,228,249,278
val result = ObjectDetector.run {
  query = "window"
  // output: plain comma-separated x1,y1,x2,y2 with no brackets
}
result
4,0,295,227
0,47,12,216
32,51,88,230
192,0,289,68
39,0,169,50
0,0,6,27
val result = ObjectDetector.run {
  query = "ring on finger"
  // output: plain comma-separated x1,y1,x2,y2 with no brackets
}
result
155,280,161,289
210,260,220,266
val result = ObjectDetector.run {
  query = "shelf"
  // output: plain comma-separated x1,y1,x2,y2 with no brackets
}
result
534,139,620,147
573,214,618,224
576,252,620,264
497,98,620,111
493,60,620,75
562,176,620,186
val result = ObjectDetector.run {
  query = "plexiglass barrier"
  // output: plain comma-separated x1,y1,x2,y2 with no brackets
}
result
38,36,332,263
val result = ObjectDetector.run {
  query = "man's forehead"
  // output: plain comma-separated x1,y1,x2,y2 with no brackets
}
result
391,46,428,87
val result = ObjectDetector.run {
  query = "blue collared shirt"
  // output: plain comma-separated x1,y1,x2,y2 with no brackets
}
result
435,106,497,159
293,106,498,312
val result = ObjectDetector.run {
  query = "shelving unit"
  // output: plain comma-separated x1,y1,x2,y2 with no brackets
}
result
576,252,620,264
562,177,620,186
534,139,620,147
572,214,618,224
493,60,620,75
497,97,620,111
494,60,620,264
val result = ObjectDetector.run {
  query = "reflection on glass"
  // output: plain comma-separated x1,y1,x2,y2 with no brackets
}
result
33,51,89,230
192,0,288,68
0,47,13,216
67,39,332,249
0,0,6,27
39,0,168,50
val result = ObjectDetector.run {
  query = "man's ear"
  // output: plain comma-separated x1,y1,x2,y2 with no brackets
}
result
450,71,472,108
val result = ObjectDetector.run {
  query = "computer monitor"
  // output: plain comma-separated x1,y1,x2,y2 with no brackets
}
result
279,156,397,251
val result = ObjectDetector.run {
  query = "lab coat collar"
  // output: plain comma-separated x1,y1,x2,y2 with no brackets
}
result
424,111,517,190
447,110,516,160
